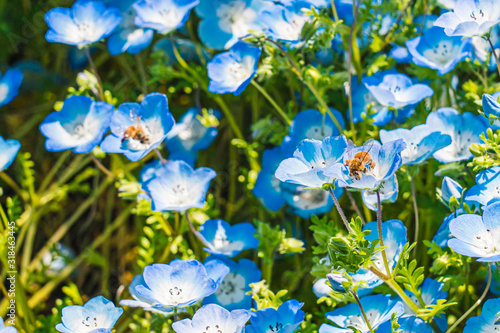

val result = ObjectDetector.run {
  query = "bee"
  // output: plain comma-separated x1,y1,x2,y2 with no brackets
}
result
344,139,376,181
122,115,150,145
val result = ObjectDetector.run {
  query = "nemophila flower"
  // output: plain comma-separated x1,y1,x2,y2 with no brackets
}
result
324,139,406,191
275,136,348,188
464,298,500,332
253,147,287,211
134,259,229,309
441,176,464,204
378,316,433,333
0,136,20,172
361,175,398,211
42,243,75,277
362,73,433,112
406,26,471,75
281,108,345,157
281,182,341,218
466,167,500,207
166,107,221,165
259,2,310,46
326,272,373,297
133,0,199,35
0,68,23,108
203,257,261,310
173,304,250,333
245,299,305,333
207,42,261,95
390,45,412,64
143,160,216,211
119,275,173,315
425,107,488,164
434,0,500,37
155,38,211,65
491,264,500,295
195,0,269,50
472,26,500,70
448,201,500,261
199,219,259,257
379,124,452,166
55,296,123,333
318,294,404,333
312,278,331,298
100,93,175,161
105,0,154,56
40,95,114,154
0,318,16,333
45,0,122,46
433,209,465,247
483,92,500,128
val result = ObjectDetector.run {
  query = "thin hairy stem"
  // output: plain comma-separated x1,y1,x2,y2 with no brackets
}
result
329,188,352,232
376,191,391,276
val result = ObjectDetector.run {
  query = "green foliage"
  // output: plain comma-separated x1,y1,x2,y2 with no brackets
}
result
470,128,500,172
390,313,402,333
310,214,339,255
417,299,457,322
248,280,288,310
395,259,425,305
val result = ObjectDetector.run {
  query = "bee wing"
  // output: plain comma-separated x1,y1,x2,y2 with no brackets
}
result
362,138,376,154
345,140,357,160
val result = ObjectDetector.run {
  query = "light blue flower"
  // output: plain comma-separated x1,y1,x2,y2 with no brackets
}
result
195,0,269,50
166,107,221,165
390,45,412,64
362,73,434,111
406,26,471,75
448,201,500,262
42,243,76,277
281,182,341,219
465,166,500,207
361,175,398,211
326,272,373,297
134,259,229,309
245,299,305,333
280,109,345,157
483,91,500,126
199,219,259,257
45,0,122,46
464,298,500,332
318,294,404,333
253,147,287,211
379,124,452,166
0,136,20,172
378,316,433,333
40,95,114,154
119,275,174,315
441,176,464,204
0,318,16,333
275,136,348,188
0,68,23,108
433,209,464,247
207,41,261,95
324,139,406,191
260,2,311,46
105,0,154,55
133,0,199,34
55,296,123,333
203,256,261,310
100,93,175,161
472,26,500,71
434,0,500,37
173,303,250,333
143,160,216,212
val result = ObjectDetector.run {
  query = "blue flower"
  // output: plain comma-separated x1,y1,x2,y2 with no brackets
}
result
433,209,465,247
199,219,259,257
195,0,269,50
245,299,305,333
119,275,173,315
105,0,154,55
390,45,412,64
45,0,122,46
379,124,452,166
281,183,341,219
483,92,500,124
143,160,216,211
40,95,114,154
203,257,261,310
326,272,373,296
166,107,221,165
434,0,500,37
406,26,471,75
100,93,175,161
0,318,16,333
207,42,261,95
362,73,434,111
42,243,76,277
280,109,345,157
361,175,398,211
425,107,488,163
318,294,404,333
275,136,348,188
134,259,229,309
55,296,123,333
0,68,23,107
133,0,199,34
441,176,464,204
448,201,500,262
378,316,433,333
0,136,20,172
260,2,311,46
464,298,500,332
173,304,250,333
324,139,406,191
472,26,500,71
253,147,287,211
465,167,500,207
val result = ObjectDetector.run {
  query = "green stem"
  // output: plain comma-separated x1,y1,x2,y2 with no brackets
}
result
251,80,291,125
346,190,365,224
135,53,148,94
411,177,420,246
85,47,105,100
38,151,71,193
376,191,391,276
0,172,26,201
386,278,420,314
350,290,374,333
330,0,339,21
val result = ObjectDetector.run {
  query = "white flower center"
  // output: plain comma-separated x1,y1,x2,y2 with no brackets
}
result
422,40,460,66
215,273,246,305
